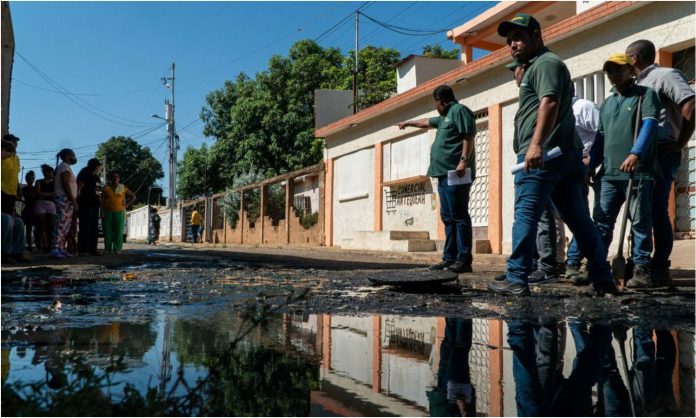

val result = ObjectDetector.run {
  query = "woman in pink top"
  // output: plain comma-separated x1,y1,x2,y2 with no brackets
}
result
50,149,78,258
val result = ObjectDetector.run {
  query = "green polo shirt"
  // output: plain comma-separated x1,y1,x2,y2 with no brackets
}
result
597,83,661,180
426,102,476,178
515,47,581,155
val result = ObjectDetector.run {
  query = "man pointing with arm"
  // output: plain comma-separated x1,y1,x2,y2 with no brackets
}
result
398,85,476,274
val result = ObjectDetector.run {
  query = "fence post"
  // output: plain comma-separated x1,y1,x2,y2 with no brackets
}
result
240,190,245,245
285,178,293,244
260,184,267,244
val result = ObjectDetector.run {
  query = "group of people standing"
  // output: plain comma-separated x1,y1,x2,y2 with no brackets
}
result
2,138,136,263
401,13,694,297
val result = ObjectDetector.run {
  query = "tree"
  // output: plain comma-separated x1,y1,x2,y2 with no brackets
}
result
95,136,164,204
422,44,460,60
342,45,401,109
177,144,217,200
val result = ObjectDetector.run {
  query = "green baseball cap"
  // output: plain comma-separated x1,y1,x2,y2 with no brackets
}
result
497,13,541,37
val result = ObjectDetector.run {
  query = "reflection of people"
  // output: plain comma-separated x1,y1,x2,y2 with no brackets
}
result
428,318,476,416
190,209,202,243
555,320,630,416
631,328,677,415
398,85,476,274
507,318,561,416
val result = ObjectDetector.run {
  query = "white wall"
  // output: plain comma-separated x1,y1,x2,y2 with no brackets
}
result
333,147,374,244
127,205,182,240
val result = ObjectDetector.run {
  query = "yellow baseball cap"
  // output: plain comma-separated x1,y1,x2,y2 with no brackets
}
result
603,53,632,70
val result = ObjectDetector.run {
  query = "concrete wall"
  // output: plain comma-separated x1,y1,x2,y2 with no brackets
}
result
127,205,182,241
315,89,354,128
397,56,463,94
333,147,375,245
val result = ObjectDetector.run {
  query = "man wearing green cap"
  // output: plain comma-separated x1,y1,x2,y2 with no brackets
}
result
588,53,660,287
489,13,616,296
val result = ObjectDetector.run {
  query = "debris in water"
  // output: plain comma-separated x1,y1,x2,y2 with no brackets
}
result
123,273,137,281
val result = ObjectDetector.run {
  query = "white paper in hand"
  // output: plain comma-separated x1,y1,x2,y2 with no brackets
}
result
447,168,472,186
509,147,563,175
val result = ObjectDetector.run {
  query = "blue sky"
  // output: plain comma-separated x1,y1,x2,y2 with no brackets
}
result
9,1,495,191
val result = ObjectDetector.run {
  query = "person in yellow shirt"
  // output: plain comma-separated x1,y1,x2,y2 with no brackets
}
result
1,134,21,215
190,209,202,243
101,172,135,254
1,136,27,264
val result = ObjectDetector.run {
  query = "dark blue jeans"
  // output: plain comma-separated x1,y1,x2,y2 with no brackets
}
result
507,319,559,417
535,203,560,273
593,178,654,266
437,177,472,264
566,321,629,417
437,318,472,390
191,225,200,243
652,150,682,268
566,178,595,267
507,151,611,286
632,328,676,415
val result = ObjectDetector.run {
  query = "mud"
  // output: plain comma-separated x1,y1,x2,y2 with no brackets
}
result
2,246,694,332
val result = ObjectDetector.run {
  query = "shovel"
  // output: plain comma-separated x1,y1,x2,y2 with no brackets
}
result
611,177,633,287
615,327,638,417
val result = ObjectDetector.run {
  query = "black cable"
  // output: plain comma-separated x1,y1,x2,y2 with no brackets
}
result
12,77,160,97
359,12,450,36
15,51,159,128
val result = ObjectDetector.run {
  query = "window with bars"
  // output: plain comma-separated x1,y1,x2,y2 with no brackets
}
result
573,71,606,104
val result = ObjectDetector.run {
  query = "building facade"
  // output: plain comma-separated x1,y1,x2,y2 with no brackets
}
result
317,1,695,254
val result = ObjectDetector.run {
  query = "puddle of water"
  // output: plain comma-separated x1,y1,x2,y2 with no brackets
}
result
2,305,694,417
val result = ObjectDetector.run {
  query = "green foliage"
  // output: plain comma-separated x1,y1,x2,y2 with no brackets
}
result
221,172,264,228
196,40,402,195
422,44,460,60
298,211,319,229
95,136,164,205
177,144,218,200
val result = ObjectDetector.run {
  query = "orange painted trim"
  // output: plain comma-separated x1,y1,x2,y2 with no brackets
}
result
322,314,332,370
657,49,673,67
325,159,334,247
461,1,555,47
436,191,445,240
372,315,382,393
374,143,383,231
488,319,504,417
462,44,473,64
316,1,640,139
488,104,503,254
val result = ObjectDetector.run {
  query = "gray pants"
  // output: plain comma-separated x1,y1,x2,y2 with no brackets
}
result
2,213,26,255
535,203,566,273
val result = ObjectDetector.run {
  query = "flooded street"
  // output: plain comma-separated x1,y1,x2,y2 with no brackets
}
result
2,247,694,416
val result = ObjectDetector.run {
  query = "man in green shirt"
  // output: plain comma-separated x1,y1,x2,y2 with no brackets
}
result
588,53,661,287
398,85,476,273
489,13,616,296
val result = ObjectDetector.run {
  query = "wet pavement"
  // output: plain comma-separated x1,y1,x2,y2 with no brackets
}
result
1,246,694,416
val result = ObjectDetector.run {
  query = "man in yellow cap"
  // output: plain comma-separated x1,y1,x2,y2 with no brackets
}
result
587,53,661,288
490,13,616,297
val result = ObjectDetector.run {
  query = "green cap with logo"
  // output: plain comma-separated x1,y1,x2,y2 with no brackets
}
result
497,13,541,37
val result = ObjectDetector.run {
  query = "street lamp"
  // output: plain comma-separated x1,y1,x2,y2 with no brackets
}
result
151,114,167,121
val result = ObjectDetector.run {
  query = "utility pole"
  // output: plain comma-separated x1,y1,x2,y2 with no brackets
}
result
162,62,177,242
352,11,359,114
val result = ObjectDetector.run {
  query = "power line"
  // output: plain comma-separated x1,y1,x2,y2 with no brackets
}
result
359,12,451,36
12,77,160,97
314,1,371,43
359,2,422,44
15,51,160,128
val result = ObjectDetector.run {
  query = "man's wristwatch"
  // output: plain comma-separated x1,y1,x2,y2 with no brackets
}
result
459,155,468,162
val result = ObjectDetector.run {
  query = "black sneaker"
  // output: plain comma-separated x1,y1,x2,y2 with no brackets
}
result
494,273,507,281
590,280,619,297
487,279,531,296
528,269,560,285
429,260,454,270
651,265,673,287
446,262,473,274
626,264,652,288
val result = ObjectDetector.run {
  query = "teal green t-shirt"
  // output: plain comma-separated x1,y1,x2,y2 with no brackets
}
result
515,47,582,155
597,83,661,180
426,102,477,178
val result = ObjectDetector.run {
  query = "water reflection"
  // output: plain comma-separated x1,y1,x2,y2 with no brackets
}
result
2,312,694,417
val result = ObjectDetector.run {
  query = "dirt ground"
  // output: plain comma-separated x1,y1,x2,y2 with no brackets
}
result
2,241,694,332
